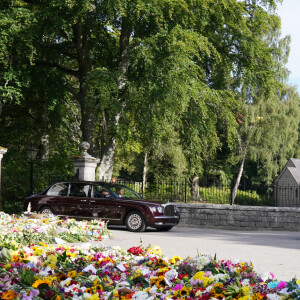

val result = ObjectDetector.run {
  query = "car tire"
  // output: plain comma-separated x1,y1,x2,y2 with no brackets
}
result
156,226,173,232
125,211,146,232
38,206,54,215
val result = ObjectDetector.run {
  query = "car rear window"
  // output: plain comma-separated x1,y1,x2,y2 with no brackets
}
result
47,183,69,196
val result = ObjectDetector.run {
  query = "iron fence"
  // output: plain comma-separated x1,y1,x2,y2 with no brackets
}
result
46,175,273,206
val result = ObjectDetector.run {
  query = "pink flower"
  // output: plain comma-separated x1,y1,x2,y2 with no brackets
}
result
172,284,184,291
277,281,287,289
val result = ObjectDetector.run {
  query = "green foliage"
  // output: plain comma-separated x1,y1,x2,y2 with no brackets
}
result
0,0,298,210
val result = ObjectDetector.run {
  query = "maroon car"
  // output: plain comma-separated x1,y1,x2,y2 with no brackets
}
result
22,181,180,232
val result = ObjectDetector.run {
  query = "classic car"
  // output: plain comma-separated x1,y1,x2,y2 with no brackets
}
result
22,181,180,232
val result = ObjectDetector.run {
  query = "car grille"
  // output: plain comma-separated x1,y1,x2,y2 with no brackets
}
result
164,204,175,216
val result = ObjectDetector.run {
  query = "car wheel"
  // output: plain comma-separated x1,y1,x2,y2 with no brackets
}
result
38,206,54,215
125,211,146,232
156,226,173,232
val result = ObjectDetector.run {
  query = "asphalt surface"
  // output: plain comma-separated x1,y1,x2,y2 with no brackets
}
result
96,226,300,281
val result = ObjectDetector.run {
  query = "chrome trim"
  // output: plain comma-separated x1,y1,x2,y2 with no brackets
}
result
154,216,179,219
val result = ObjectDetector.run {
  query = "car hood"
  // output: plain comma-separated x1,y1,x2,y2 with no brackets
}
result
119,198,164,206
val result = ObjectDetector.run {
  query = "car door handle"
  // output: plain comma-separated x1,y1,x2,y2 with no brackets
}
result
80,199,87,202
90,200,96,203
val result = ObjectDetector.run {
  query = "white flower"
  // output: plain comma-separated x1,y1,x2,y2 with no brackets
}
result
82,264,97,274
60,277,72,287
194,255,211,270
241,279,250,286
260,272,275,282
132,291,154,300
39,266,53,277
266,294,281,300
213,274,230,282
164,269,178,281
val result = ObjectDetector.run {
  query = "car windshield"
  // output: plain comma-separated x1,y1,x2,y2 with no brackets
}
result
107,184,142,199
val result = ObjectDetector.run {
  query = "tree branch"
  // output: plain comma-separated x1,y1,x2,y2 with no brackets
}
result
35,60,79,77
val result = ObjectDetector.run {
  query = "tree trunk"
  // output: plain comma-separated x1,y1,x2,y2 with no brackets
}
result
230,154,245,205
40,134,49,161
97,17,131,178
98,136,116,180
142,152,148,195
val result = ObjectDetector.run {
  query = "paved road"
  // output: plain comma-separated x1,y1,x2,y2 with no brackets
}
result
98,226,300,281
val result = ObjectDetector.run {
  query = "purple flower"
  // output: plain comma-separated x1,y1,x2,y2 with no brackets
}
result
22,289,39,300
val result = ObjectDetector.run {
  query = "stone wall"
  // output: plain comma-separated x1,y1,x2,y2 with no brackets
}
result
176,203,300,231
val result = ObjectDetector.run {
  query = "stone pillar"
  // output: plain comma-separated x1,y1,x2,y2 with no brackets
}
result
0,147,8,210
71,142,99,181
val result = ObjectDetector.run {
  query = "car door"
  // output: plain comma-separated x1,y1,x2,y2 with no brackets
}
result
44,182,70,216
88,184,118,223
66,183,91,218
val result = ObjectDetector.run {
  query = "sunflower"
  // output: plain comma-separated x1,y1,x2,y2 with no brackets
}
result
67,270,77,278
179,286,191,297
57,273,68,282
155,275,166,288
1,290,17,300
150,276,159,286
157,258,168,266
169,255,183,264
85,288,92,294
210,283,225,299
174,286,191,298
93,284,103,292
32,278,53,289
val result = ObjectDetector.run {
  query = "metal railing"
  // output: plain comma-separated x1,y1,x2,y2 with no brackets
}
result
50,176,273,206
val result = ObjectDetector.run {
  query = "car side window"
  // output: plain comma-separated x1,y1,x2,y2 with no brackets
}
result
92,184,111,198
69,183,90,197
47,183,69,196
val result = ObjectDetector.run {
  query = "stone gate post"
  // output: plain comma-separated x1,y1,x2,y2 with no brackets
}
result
71,142,99,181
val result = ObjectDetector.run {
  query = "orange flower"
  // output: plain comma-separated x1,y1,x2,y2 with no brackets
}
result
1,290,17,300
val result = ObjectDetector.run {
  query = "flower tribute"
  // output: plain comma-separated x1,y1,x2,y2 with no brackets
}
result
0,212,110,249
0,212,299,299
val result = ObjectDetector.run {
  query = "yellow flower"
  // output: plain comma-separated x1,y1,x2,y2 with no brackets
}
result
32,277,53,289
67,270,77,278
150,276,159,286
148,246,162,255
32,247,43,256
242,286,250,296
169,255,183,264
155,275,166,288
66,252,76,258
179,286,191,297
296,279,300,284
156,258,168,267
93,284,103,292
43,254,57,267
210,282,225,299
252,293,265,300
192,271,214,287
87,295,100,300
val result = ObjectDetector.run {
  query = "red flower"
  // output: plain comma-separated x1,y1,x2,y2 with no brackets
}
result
127,246,143,256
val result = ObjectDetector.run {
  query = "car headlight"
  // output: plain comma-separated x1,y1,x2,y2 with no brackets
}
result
157,206,164,213
149,207,157,213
